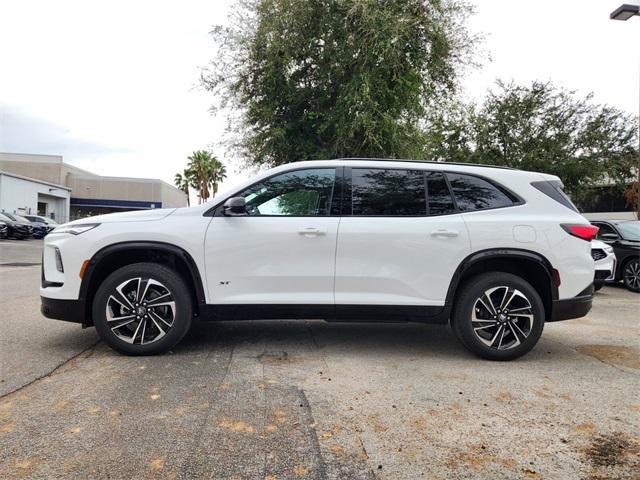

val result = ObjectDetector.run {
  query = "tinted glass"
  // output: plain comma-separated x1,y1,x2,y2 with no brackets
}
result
351,169,426,216
239,168,336,216
447,173,515,211
616,221,640,241
426,172,455,215
531,180,578,212
593,222,617,239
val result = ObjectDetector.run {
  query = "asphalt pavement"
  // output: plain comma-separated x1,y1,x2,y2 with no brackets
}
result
0,239,638,479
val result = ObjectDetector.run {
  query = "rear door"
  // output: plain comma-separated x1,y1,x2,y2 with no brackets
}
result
334,168,471,307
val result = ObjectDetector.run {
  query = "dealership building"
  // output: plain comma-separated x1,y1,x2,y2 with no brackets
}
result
0,152,187,223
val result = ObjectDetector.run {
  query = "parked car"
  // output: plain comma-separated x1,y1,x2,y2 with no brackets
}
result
590,220,640,293
591,239,616,291
0,221,8,239
23,214,58,230
0,213,33,239
22,215,56,238
41,159,597,360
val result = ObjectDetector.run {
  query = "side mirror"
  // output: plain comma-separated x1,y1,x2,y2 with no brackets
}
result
600,233,619,242
222,197,247,216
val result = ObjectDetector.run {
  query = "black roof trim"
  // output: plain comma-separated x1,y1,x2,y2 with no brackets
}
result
335,158,515,171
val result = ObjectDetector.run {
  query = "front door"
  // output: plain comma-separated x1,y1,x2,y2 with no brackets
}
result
205,167,340,305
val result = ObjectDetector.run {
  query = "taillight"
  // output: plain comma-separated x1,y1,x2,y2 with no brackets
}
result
561,224,599,241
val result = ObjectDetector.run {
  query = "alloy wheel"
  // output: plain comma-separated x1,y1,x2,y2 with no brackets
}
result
471,286,534,350
623,260,640,291
106,277,176,345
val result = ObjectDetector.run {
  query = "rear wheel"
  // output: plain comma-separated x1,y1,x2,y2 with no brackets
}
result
93,262,192,355
622,258,640,293
452,272,545,361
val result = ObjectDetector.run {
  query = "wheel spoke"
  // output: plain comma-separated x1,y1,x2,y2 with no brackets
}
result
490,324,505,348
474,322,498,332
111,317,137,330
150,310,173,328
510,320,529,340
106,313,135,323
506,322,522,347
148,313,167,340
478,294,497,316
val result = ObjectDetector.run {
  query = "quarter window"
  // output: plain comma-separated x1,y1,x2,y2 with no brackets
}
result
351,169,426,216
238,168,336,216
447,173,516,212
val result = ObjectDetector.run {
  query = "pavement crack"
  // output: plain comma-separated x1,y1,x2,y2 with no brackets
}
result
0,339,100,401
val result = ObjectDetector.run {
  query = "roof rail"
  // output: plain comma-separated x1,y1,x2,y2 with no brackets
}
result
336,158,515,171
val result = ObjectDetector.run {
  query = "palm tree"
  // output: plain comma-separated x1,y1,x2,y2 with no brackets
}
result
209,158,227,197
174,170,191,207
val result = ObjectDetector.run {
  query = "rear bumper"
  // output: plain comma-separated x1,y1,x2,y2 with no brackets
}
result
41,296,86,325
549,284,593,322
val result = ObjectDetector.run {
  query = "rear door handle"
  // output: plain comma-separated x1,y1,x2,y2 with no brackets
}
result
298,227,326,236
430,229,459,238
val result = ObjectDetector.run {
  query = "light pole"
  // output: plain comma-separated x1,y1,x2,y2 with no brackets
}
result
610,3,640,218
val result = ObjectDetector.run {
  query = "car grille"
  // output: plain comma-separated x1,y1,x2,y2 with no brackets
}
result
591,249,606,261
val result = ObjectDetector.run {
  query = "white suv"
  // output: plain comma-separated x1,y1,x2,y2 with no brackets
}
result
40,159,597,360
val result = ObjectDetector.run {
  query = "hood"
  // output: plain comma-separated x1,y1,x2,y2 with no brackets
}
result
68,208,177,225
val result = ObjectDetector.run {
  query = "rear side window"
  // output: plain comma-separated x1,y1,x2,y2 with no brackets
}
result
447,173,516,212
351,168,426,216
425,172,456,215
530,180,578,212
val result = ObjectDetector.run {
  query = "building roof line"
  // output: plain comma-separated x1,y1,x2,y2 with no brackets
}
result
0,170,72,191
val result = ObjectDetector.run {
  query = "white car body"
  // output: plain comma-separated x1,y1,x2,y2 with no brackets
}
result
591,239,616,285
40,159,597,359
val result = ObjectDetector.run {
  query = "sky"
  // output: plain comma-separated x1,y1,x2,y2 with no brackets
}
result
0,0,638,197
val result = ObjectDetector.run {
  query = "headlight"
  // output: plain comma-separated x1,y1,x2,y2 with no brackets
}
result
51,223,100,235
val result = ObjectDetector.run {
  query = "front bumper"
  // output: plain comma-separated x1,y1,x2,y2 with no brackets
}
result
41,296,86,324
549,284,593,322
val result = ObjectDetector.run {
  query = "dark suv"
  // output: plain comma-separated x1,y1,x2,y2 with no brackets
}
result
591,220,640,292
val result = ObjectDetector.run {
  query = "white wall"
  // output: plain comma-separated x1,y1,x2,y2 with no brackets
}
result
0,173,70,222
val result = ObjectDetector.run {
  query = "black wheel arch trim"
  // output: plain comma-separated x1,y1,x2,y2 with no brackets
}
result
78,241,207,326
443,248,559,319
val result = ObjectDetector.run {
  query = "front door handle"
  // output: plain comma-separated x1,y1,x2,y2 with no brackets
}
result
430,229,459,238
298,227,326,237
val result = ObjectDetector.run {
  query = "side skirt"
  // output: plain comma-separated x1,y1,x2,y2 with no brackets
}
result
198,304,449,324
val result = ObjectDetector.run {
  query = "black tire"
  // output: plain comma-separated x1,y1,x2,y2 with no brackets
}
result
93,262,192,355
622,258,640,293
451,272,545,361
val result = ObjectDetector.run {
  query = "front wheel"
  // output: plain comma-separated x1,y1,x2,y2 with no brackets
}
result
451,272,545,361
622,258,640,293
93,262,192,355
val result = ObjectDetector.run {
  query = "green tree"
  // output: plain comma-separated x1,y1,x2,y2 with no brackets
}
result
174,170,192,207
425,81,639,207
184,151,228,203
203,0,478,167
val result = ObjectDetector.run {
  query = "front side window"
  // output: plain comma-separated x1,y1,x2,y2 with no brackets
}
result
447,173,516,212
351,168,426,216
238,168,336,216
593,222,617,239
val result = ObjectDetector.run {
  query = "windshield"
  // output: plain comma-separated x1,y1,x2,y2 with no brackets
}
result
11,214,30,223
617,221,640,241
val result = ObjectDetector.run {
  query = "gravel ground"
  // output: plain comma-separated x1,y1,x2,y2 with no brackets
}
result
0,240,638,479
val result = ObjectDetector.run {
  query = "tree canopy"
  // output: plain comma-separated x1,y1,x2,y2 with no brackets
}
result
425,81,639,200
174,151,227,204
203,0,477,167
